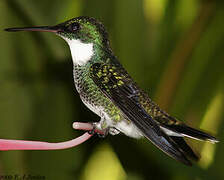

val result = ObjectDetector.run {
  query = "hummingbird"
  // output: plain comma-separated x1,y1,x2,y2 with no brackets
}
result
5,16,218,165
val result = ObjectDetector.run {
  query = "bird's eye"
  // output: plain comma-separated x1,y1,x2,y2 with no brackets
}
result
68,22,80,32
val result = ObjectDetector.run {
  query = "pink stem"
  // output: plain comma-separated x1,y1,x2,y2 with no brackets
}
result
72,122,105,134
0,122,102,151
0,133,92,151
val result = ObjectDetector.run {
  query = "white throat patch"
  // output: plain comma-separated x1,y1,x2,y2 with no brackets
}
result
65,39,94,66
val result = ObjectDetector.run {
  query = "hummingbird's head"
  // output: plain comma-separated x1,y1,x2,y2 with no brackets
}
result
5,16,111,65
57,16,109,45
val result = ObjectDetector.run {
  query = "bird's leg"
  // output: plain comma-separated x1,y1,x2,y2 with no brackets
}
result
97,127,109,138
88,122,109,138
87,122,98,135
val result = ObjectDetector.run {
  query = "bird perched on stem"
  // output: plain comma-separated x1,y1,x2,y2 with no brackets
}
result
5,16,218,165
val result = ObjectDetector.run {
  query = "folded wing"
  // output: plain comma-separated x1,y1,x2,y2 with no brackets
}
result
89,62,192,165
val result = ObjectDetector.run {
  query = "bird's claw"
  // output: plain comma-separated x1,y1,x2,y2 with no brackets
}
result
87,122,108,138
97,128,109,138
88,123,96,135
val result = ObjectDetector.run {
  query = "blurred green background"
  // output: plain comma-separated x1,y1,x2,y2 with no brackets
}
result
0,0,223,179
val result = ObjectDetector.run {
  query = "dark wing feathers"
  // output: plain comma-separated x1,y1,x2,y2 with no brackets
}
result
161,123,218,143
170,137,199,161
90,62,192,165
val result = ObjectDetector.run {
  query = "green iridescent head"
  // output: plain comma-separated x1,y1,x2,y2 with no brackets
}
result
57,17,109,45
5,16,109,47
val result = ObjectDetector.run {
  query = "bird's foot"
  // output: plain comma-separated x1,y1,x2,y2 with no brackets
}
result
87,123,96,135
88,122,108,138
97,129,109,138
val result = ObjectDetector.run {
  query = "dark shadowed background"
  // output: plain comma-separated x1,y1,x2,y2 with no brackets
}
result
0,0,223,179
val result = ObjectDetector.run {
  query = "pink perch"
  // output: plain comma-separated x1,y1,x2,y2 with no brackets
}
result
0,122,102,151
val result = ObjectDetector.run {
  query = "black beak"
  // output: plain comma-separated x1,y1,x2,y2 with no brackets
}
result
4,25,61,33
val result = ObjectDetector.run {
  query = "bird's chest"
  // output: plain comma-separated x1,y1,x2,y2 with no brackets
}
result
73,65,108,116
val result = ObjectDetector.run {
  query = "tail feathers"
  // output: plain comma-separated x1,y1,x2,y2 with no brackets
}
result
161,124,219,143
171,136,199,161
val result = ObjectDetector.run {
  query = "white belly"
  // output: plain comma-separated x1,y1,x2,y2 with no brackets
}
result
115,120,143,138
81,94,143,139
